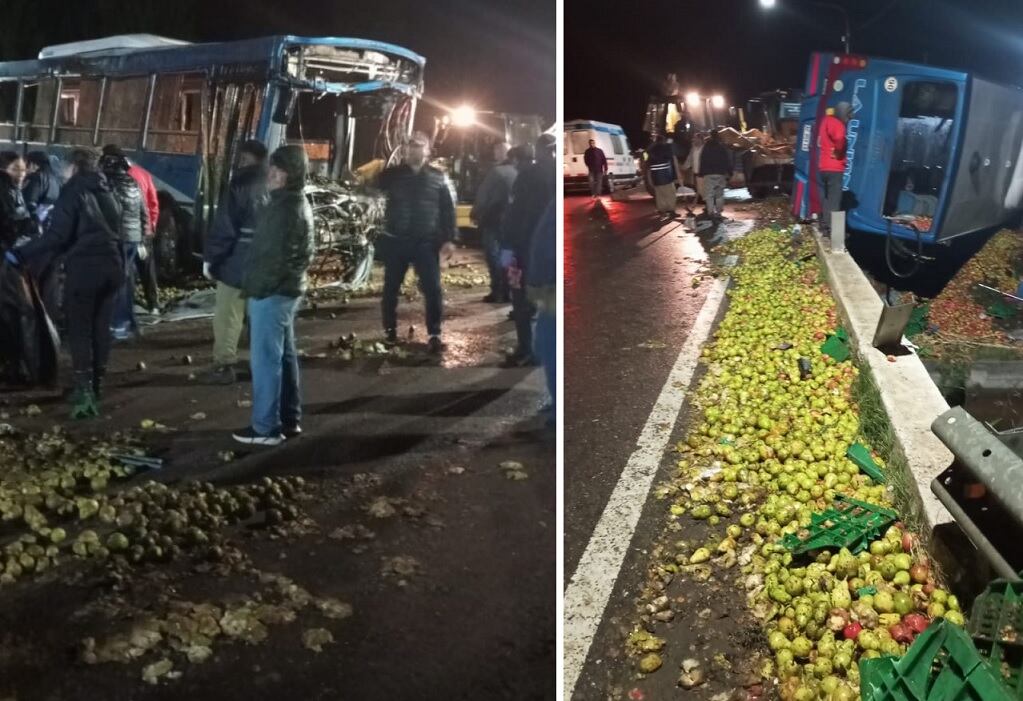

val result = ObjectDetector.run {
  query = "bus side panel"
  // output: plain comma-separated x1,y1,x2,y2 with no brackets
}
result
792,95,817,220
133,152,203,207
843,72,897,238
940,78,1023,240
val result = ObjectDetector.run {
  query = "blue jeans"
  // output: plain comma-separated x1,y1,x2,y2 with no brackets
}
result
111,242,139,334
248,295,302,435
533,310,556,415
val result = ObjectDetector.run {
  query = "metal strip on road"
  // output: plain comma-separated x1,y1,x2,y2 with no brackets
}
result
562,275,730,699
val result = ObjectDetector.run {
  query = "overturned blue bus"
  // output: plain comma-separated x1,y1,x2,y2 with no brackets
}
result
0,34,425,282
792,51,1023,248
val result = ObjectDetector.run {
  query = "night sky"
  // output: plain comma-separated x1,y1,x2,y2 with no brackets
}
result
0,0,555,124
566,0,1023,145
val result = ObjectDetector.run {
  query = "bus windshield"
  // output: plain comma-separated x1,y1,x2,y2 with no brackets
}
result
883,81,958,220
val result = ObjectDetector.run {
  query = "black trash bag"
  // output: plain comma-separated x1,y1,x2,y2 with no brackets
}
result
0,259,60,387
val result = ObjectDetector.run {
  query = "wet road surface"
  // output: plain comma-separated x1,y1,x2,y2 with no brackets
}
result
0,249,555,700
564,192,746,575
564,191,764,699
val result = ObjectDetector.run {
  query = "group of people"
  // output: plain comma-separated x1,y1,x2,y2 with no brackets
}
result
471,133,557,373
1,146,162,416
644,130,734,220
0,127,556,444
581,129,734,222
0,140,316,441
198,129,557,442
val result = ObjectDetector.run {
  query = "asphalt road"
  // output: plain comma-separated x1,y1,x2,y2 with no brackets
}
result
564,190,766,700
0,250,556,700
564,192,733,575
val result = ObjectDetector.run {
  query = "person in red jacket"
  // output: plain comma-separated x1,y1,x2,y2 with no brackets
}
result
818,101,850,235
104,145,162,313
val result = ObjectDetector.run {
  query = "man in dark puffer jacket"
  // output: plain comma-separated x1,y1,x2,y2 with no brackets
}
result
102,150,149,340
6,148,123,418
232,145,314,447
377,131,457,354
201,139,269,384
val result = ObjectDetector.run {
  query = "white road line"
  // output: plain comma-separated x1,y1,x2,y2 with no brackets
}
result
562,276,729,699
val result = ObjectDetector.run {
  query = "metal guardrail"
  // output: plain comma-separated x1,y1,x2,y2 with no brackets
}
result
930,406,1023,581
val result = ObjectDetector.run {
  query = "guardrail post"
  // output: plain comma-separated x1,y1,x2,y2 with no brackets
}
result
831,210,846,252
930,406,1023,580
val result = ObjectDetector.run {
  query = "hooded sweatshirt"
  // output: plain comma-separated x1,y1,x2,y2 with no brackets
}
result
818,113,848,173
241,145,314,299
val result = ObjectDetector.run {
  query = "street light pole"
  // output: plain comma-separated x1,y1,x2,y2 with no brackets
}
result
810,1,851,54
759,0,851,54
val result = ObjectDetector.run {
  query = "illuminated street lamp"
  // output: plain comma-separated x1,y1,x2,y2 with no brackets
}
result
450,104,477,128
710,95,725,109
759,0,850,54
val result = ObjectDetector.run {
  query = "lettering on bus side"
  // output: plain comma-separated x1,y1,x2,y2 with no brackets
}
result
842,79,867,192
212,62,267,82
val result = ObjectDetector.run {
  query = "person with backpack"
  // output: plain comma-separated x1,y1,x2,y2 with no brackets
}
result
4,148,124,418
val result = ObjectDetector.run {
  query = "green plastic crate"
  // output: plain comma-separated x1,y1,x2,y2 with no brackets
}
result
987,300,1017,320
905,304,931,338
860,619,1013,701
821,327,851,362
781,495,898,555
967,579,1023,699
848,442,887,484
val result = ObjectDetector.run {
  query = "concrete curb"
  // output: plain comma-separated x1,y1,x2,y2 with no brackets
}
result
812,230,954,532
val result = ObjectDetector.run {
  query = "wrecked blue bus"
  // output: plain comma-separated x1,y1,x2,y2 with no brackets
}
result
0,34,425,279
792,51,1023,249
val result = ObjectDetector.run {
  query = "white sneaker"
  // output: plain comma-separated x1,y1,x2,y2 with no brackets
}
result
232,427,284,446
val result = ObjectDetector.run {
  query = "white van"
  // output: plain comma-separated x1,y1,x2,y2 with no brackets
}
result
564,119,640,193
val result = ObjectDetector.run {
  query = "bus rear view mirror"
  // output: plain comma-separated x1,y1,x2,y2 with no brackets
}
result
272,87,296,124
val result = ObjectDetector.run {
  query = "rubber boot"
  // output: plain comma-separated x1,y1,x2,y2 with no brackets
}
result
92,365,106,400
70,373,99,420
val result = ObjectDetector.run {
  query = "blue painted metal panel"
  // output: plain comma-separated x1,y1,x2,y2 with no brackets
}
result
0,36,424,81
793,52,980,244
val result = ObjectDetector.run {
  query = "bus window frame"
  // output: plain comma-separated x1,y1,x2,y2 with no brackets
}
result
881,79,959,221
92,76,108,146
16,77,59,145
95,74,152,151
0,80,18,141
54,75,104,147
144,71,205,156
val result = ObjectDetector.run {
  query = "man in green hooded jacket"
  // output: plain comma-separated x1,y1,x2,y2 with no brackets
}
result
232,145,314,446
